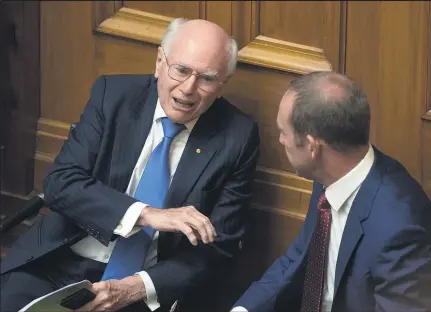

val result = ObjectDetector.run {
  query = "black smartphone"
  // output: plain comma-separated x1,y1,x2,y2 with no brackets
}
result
60,288,96,310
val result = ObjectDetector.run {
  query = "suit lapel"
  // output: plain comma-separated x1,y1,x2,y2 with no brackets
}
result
333,147,385,297
165,104,220,207
110,79,158,192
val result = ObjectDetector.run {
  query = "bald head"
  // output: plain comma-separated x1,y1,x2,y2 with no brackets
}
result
177,19,229,44
282,71,370,152
161,18,237,76
285,72,354,106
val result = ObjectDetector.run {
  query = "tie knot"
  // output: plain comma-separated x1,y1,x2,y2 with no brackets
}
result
318,191,330,210
161,117,186,139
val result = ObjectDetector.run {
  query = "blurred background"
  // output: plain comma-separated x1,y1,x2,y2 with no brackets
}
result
0,0,430,309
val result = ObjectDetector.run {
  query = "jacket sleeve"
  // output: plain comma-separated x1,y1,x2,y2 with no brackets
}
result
146,122,261,307
43,76,138,246
373,202,431,312
232,183,320,312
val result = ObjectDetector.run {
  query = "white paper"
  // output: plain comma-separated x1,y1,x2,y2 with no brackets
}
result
19,280,92,312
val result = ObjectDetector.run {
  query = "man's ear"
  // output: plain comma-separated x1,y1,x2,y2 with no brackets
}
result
215,76,232,98
154,47,163,78
306,134,321,160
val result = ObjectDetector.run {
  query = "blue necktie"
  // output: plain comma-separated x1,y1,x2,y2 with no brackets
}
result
101,117,185,280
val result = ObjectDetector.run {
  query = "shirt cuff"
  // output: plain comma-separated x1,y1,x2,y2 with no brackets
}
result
113,202,148,238
135,271,160,311
231,308,248,312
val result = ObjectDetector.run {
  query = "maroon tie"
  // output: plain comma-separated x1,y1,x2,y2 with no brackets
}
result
300,191,332,312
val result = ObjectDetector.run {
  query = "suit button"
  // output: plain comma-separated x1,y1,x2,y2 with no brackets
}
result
62,238,69,244
26,256,34,262
238,240,243,250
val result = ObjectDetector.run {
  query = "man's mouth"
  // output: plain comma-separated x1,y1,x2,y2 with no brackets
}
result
173,98,194,108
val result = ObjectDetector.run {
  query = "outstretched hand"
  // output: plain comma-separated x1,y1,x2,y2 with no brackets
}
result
138,205,216,246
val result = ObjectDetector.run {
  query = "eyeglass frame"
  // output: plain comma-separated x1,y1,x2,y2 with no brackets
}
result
160,49,228,92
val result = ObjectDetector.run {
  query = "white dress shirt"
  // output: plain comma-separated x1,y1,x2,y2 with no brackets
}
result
70,99,199,311
232,145,374,312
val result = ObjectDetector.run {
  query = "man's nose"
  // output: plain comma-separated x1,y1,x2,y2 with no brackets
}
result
179,75,199,95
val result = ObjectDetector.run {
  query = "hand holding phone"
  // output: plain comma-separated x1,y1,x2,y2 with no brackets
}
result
60,288,96,310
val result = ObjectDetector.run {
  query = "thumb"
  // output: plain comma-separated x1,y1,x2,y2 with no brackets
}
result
90,281,108,292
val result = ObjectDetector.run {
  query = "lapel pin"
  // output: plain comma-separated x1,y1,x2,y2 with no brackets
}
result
196,148,201,154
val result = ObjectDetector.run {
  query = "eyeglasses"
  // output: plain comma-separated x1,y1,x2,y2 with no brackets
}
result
161,50,225,92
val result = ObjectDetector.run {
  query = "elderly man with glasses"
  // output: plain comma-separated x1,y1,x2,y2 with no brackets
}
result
1,18,260,312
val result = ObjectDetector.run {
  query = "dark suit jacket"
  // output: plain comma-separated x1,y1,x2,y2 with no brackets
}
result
234,147,431,312
1,74,260,310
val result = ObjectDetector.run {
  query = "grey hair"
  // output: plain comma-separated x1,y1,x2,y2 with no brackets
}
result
161,18,238,76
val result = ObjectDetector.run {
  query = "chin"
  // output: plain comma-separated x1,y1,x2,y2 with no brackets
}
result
165,110,193,124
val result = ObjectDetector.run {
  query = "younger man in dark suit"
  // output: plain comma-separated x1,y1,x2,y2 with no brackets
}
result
232,71,431,312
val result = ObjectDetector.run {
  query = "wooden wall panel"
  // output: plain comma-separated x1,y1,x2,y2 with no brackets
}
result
205,1,232,35
224,66,297,172
344,2,380,144
95,36,157,76
422,2,431,199
124,1,201,19
0,1,39,196
40,1,96,123
346,1,430,182
35,1,96,190
259,1,344,72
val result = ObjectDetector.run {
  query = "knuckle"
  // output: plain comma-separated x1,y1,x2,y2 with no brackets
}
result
100,293,109,301
197,223,206,232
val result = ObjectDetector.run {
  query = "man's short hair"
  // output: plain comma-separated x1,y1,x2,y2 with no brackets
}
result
161,18,238,76
287,71,370,152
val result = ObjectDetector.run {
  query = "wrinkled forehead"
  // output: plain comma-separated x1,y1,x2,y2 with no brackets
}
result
169,36,229,75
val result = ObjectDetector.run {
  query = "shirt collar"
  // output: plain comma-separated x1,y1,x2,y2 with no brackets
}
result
154,98,199,132
325,145,375,211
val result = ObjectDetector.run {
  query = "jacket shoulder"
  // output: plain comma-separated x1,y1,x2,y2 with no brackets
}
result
102,74,155,93
212,97,257,132
371,150,431,229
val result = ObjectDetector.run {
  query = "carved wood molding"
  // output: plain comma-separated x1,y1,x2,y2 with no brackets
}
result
252,166,312,217
238,35,332,74
93,7,331,74
36,118,69,161
252,203,306,220
95,7,172,45
255,166,312,193
37,117,70,137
